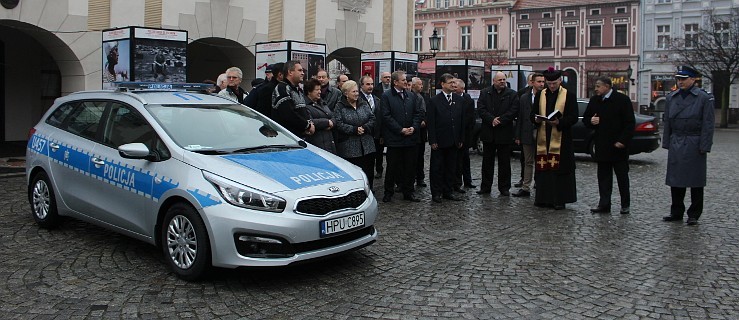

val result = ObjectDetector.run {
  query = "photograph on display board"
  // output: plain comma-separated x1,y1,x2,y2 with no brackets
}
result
255,51,288,79
133,38,187,82
467,66,485,90
102,40,130,89
393,61,418,76
361,61,376,79
307,54,325,80
435,65,467,89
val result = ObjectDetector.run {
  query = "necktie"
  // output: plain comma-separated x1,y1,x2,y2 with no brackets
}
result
367,94,374,109
447,94,452,104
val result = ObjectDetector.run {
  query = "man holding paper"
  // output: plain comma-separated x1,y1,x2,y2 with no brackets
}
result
530,68,579,210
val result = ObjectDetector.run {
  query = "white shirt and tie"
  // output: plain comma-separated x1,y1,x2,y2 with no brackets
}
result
365,93,375,110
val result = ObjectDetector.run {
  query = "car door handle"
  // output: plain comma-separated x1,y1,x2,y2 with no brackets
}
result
49,142,60,151
91,157,105,167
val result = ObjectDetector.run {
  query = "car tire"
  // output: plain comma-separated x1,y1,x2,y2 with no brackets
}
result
29,171,61,229
161,202,211,281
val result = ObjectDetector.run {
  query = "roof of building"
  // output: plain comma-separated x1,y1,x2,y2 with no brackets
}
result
513,0,635,10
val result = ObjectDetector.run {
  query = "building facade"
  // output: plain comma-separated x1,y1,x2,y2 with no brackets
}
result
0,0,413,147
414,0,515,74
510,0,640,102
639,0,736,111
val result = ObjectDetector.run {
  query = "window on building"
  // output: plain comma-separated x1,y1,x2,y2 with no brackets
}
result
589,25,602,47
590,9,600,15
520,14,529,20
435,0,441,8
413,29,423,52
716,22,730,46
657,25,671,49
685,23,699,48
444,0,450,8
542,28,553,48
459,0,467,6
487,24,498,49
520,29,530,49
564,27,577,47
566,10,576,17
616,7,627,14
615,24,628,46
657,0,671,3
434,27,446,50
543,12,551,18
460,26,471,50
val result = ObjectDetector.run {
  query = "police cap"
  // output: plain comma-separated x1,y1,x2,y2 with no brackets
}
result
675,65,700,78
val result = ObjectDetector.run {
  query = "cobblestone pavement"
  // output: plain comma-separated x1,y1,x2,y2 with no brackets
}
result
1,129,738,319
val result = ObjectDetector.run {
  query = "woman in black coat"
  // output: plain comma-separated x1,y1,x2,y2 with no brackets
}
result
334,80,377,188
303,79,336,154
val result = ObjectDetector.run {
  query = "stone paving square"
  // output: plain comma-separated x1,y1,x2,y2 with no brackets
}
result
0,130,738,319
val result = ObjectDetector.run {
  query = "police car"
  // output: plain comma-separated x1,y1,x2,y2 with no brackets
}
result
26,82,378,280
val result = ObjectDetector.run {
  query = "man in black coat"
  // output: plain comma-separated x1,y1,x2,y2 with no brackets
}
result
582,76,635,214
476,71,519,196
427,73,465,203
381,71,422,203
271,60,314,138
248,63,284,118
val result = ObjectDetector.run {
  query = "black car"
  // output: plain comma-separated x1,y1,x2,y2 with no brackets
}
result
472,99,661,159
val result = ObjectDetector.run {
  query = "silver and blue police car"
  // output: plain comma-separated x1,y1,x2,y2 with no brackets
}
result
26,82,378,280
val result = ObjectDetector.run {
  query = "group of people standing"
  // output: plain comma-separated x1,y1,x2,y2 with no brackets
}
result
212,62,714,225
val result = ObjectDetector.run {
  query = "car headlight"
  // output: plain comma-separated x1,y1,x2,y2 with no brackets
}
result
203,171,286,212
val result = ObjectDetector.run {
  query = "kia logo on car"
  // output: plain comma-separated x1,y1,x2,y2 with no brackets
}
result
328,186,340,193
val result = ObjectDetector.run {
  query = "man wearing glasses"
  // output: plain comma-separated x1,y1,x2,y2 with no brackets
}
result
373,72,392,96
218,66,248,105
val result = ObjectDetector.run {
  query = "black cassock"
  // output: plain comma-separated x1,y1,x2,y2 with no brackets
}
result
529,87,579,206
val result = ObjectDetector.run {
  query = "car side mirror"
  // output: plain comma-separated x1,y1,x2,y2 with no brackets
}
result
119,143,152,159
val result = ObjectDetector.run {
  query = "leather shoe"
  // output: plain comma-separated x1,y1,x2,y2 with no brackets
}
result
590,206,611,214
442,194,463,201
511,189,530,197
620,207,630,214
464,184,477,188
662,215,683,222
686,217,699,225
499,190,510,196
553,204,565,210
453,188,466,194
476,189,491,195
416,181,427,187
431,196,442,203
382,195,392,203
403,195,421,202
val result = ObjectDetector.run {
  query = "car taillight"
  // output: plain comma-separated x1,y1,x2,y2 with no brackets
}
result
635,122,656,132
28,127,36,139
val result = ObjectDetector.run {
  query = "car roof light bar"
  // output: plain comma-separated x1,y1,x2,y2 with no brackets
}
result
113,82,213,92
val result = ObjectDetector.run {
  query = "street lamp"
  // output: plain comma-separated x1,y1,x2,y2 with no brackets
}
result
626,65,635,85
418,30,440,62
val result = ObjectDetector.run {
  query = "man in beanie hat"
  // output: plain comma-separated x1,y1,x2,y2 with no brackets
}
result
661,65,714,226
530,67,579,210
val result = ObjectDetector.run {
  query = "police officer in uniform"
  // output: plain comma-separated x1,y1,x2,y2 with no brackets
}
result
661,66,714,226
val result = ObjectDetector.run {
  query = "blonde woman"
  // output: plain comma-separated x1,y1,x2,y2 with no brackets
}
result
333,80,377,189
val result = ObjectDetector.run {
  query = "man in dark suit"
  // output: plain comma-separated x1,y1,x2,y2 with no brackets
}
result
411,77,428,188
359,75,384,179
476,71,519,196
427,73,465,203
514,73,535,188
582,76,635,214
454,78,476,190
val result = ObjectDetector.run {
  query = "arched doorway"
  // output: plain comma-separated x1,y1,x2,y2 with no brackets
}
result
327,47,363,82
187,38,255,89
0,20,83,155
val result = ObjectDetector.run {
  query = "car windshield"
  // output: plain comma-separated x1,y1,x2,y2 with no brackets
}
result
146,104,299,153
